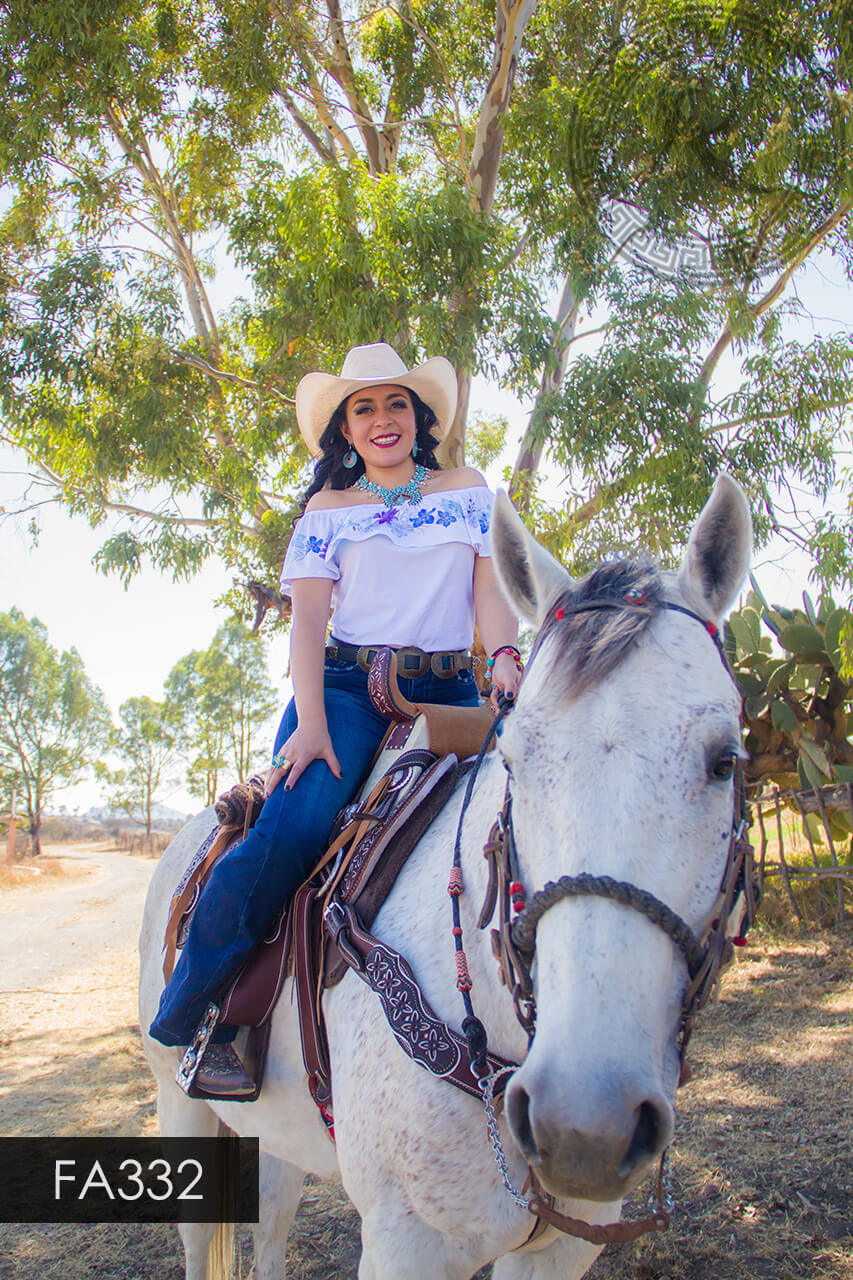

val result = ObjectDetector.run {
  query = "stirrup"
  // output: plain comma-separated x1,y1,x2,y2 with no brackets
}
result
176,1003,220,1095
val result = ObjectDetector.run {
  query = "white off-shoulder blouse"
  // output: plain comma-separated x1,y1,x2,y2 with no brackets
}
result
280,485,493,651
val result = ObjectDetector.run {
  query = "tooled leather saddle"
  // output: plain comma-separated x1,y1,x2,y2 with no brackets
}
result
165,649,502,1107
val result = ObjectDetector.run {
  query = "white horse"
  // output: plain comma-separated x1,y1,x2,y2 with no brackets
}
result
139,474,752,1280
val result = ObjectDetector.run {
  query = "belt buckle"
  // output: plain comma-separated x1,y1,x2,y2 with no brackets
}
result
431,651,459,679
396,647,429,679
356,645,378,673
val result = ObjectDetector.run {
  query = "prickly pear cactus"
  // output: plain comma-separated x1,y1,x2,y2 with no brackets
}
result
726,577,853,841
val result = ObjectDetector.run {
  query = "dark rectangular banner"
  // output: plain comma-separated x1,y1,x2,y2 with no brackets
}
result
0,1137,259,1223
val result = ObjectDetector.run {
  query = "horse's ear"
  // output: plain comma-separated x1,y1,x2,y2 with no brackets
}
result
677,473,752,621
490,490,572,625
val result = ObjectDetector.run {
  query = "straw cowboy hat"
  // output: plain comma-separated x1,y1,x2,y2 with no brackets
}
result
295,343,458,457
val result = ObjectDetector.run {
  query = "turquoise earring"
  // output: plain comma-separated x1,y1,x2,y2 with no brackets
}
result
412,440,419,459
343,447,358,469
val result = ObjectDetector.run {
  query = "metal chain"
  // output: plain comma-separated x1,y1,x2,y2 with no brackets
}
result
478,1068,529,1209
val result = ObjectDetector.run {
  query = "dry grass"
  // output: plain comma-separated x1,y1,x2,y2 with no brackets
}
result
0,858,72,890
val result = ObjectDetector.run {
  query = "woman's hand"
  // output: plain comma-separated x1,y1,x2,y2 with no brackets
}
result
265,719,343,796
489,651,523,711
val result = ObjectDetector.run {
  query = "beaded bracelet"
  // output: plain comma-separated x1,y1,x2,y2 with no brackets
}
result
485,645,524,678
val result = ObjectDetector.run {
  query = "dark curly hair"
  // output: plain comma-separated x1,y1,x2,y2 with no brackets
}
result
299,388,442,511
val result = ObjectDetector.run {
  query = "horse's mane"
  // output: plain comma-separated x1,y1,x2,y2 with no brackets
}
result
535,559,665,699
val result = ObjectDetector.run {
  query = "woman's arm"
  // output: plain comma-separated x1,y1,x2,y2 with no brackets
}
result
473,555,523,706
264,577,342,795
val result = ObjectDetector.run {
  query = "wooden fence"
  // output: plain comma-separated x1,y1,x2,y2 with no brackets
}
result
749,783,853,925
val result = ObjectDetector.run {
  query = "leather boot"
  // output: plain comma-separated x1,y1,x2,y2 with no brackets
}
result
194,1043,256,1098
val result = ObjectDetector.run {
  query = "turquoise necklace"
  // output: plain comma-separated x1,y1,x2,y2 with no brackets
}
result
355,463,430,507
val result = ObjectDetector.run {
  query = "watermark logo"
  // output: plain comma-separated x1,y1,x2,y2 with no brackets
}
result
597,199,718,286
0,1137,259,1224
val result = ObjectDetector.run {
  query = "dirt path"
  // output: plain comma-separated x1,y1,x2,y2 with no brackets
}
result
1,845,852,1279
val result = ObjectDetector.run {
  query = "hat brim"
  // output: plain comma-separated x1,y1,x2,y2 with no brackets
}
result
295,357,458,457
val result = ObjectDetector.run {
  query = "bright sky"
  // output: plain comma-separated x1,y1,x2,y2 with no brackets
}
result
1,248,850,817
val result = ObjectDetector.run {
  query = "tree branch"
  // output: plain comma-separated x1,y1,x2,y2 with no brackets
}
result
690,197,853,429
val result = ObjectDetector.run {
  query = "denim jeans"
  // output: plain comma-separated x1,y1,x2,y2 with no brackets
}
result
149,658,481,1047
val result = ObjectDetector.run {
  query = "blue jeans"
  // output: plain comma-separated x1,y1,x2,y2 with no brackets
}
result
149,659,481,1047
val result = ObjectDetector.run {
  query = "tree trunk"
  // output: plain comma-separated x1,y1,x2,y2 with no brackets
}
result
439,369,471,468
30,810,42,858
509,277,578,511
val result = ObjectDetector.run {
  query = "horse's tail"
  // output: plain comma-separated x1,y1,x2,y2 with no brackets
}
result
206,1120,237,1280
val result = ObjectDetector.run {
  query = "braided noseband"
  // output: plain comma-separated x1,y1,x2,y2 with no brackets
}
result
511,872,707,979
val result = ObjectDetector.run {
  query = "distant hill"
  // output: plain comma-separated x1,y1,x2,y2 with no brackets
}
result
80,802,192,831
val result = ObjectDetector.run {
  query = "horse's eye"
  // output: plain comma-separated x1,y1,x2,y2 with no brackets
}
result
709,749,737,781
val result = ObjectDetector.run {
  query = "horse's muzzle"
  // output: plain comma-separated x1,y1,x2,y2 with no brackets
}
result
505,1072,674,1201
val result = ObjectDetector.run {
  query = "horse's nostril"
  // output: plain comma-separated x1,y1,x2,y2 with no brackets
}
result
507,1083,538,1162
619,1100,666,1176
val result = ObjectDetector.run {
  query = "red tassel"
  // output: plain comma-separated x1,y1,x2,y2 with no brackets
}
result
555,607,566,621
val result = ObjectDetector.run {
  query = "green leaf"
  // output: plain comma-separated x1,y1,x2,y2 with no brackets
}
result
823,608,850,674
728,610,758,658
802,590,818,626
804,812,825,846
735,671,764,697
798,751,827,789
779,624,827,657
770,699,798,732
799,736,832,777
833,765,853,783
745,693,768,719
828,811,852,842
766,660,794,694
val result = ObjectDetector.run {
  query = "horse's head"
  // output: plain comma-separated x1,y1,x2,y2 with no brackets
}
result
490,474,752,1202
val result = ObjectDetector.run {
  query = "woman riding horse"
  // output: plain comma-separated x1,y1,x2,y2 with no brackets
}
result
149,342,523,1094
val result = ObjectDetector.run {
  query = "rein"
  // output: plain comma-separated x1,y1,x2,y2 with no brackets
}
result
451,591,756,1249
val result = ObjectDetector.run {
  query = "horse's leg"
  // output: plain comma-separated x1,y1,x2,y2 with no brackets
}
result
155,1076,226,1280
251,1152,305,1280
358,1204,490,1280
491,1236,603,1280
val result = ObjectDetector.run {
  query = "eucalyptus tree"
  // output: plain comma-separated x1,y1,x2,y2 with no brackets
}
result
0,608,111,854
110,695,180,837
1,0,851,593
165,617,278,802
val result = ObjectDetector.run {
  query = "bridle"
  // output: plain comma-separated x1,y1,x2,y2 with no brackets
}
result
453,588,757,1246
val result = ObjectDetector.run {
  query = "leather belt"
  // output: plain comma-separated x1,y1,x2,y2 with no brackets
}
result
326,640,473,680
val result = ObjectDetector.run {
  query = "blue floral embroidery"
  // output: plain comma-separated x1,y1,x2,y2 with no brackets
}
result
435,509,457,526
305,535,329,556
411,508,436,527
374,508,399,526
478,509,490,534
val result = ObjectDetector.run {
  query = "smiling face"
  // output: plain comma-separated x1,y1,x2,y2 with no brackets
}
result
341,384,417,472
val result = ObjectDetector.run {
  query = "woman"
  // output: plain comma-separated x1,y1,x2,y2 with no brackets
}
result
149,343,522,1096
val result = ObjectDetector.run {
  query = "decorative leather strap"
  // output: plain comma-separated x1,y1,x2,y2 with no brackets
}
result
324,900,517,1100
162,826,236,980
293,885,333,1109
